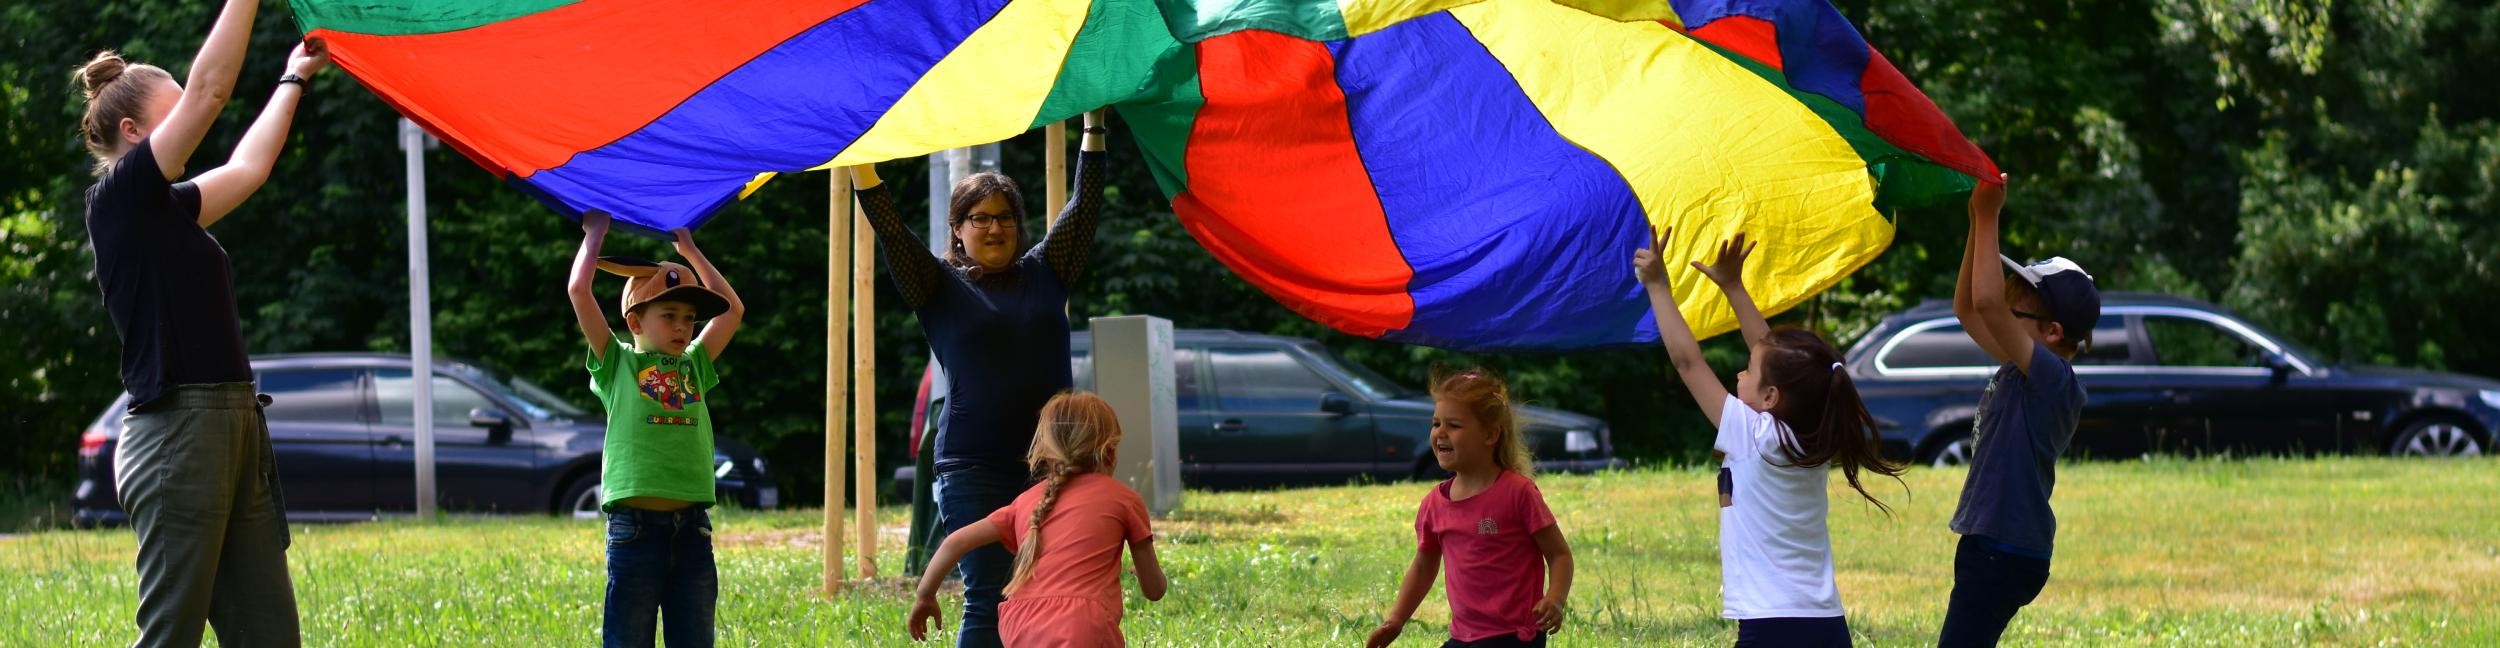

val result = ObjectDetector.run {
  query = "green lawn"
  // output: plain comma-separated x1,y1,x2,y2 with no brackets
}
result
4,458,2495,646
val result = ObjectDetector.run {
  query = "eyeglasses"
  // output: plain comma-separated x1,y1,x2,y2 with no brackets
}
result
2012,309,2052,322
964,214,1019,230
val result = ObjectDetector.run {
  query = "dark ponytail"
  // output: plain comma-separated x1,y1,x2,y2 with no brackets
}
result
1757,327,1909,514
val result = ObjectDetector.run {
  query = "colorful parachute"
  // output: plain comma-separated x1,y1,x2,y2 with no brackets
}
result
293,0,1996,351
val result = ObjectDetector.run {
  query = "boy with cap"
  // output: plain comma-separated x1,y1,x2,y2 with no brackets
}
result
567,210,744,647
1941,177,2101,647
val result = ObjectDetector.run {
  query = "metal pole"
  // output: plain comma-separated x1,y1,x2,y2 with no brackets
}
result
907,151,953,577
399,118,437,520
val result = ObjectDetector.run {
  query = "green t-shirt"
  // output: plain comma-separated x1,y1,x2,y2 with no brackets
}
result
587,336,719,509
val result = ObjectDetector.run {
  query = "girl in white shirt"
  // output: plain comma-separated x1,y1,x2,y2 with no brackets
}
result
1633,231,1908,647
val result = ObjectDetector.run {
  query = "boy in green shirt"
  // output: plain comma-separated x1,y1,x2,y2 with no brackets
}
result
567,210,744,647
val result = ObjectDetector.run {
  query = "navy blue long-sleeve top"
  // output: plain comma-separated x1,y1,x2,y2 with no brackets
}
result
859,151,1106,472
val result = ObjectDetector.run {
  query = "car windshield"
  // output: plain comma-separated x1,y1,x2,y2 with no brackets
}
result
457,364,592,420
1308,344,1417,399
2229,315,2327,367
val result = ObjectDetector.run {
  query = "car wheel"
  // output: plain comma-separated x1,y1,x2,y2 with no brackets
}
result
2389,418,2484,458
557,473,603,520
1926,433,1975,469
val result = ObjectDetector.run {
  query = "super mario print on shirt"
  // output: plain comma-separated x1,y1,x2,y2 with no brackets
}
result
588,336,720,509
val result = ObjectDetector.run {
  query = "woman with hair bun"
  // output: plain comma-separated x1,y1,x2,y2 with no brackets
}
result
76,0,330,644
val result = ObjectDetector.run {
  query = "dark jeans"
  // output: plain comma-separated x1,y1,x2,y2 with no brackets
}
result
1735,616,1851,647
1938,535,2052,647
117,383,300,648
1443,631,1547,648
934,464,1028,648
604,507,717,648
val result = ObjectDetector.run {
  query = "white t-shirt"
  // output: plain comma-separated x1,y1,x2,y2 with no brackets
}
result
1715,396,1844,619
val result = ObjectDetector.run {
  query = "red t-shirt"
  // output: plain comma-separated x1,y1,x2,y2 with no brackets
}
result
1414,470,1557,642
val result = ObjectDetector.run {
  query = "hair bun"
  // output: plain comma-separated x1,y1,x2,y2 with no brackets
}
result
76,50,129,100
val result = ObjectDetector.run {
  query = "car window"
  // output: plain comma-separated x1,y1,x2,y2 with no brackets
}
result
2143,315,2265,368
1175,348,1202,411
1209,346,1335,411
1303,343,1414,399
1070,348,1201,410
374,370,503,426
1881,316,2130,369
256,368,363,424
1878,324,1997,369
2073,315,2133,366
463,366,591,420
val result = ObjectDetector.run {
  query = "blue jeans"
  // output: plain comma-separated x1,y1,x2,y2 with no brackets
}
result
934,464,1028,648
603,507,717,648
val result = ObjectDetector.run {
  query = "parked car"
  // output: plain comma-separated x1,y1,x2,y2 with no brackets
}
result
72,353,775,527
1848,293,2500,466
896,329,1623,491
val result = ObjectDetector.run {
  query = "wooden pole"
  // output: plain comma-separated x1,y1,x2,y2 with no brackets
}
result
1045,121,1067,228
1046,122,1068,316
824,170,852,594
853,203,879,578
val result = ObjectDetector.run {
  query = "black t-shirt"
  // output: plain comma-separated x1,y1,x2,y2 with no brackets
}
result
84,139,252,408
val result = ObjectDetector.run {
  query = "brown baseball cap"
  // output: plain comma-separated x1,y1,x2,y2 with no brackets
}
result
597,256,729,319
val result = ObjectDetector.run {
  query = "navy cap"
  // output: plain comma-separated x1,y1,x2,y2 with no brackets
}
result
2000,254,2101,346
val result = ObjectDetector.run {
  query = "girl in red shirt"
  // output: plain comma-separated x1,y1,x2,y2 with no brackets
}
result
1370,369,1577,648
909,392,1168,647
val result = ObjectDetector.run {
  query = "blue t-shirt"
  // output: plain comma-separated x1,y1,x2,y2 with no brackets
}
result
1949,341,2086,555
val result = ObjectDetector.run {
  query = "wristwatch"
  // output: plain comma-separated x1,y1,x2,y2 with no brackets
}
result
277,73,307,87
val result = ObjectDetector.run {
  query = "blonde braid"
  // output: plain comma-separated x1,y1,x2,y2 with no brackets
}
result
1005,461,1080,596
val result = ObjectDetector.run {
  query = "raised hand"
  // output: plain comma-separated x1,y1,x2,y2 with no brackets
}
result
1689,233,1756,287
582,210,610,237
1969,173,2008,221
671,227,698,258
286,37,331,78
847,163,882,189
1632,226,1672,286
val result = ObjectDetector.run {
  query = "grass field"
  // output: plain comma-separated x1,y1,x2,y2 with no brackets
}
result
3,457,2495,646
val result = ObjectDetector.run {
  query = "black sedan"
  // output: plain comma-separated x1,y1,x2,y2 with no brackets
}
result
1847,292,2500,466
896,329,1624,492
73,353,775,527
